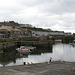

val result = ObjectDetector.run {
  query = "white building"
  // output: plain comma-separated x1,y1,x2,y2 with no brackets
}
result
64,32,72,36
20,24,32,28
32,31,64,36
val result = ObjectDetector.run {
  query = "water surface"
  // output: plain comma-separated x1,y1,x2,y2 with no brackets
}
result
0,42,75,67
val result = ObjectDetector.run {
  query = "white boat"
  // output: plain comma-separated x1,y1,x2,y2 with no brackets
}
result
16,46,31,54
16,46,36,54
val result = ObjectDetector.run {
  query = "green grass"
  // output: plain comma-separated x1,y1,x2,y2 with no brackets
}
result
21,27,51,32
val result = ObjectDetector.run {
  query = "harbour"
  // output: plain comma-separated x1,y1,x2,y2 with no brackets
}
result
0,0,75,74
0,42,75,67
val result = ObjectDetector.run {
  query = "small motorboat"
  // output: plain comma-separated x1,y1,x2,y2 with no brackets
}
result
16,46,36,54
16,46,31,54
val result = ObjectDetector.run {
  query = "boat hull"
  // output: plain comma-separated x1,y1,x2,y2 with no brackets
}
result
16,46,36,54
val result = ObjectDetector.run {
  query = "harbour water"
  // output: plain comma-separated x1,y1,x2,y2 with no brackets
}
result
0,42,75,67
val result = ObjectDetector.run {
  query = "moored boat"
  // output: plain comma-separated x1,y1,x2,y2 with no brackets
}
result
25,46,36,51
16,46,36,54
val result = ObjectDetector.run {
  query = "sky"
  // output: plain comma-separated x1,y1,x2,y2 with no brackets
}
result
0,0,75,33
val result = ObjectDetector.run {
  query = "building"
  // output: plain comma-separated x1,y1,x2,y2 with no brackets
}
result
32,31,64,37
19,28,31,37
0,21,19,26
64,32,72,36
19,24,32,28
0,33,4,39
0,25,21,39
0,21,33,29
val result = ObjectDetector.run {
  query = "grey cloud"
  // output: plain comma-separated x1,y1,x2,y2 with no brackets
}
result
17,0,54,7
39,0,75,14
0,0,75,33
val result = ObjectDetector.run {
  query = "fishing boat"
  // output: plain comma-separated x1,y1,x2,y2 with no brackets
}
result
16,46,36,54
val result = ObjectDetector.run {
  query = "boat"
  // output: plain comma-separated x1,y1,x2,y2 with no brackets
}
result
16,46,31,54
16,46,36,54
25,46,36,51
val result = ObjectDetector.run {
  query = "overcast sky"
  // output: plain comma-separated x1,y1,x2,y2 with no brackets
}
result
0,0,75,33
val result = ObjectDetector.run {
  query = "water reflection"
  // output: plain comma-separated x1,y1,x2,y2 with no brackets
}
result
0,51,28,66
0,43,75,67
52,43,75,62
0,46,52,66
31,46,52,55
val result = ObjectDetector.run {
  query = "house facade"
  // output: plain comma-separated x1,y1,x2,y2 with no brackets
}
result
19,24,32,28
32,31,64,37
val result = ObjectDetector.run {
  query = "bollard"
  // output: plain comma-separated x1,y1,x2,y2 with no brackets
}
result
50,59,51,62
24,62,26,65
50,57,52,63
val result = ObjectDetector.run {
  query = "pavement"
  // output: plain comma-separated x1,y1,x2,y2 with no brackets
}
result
0,61,75,75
